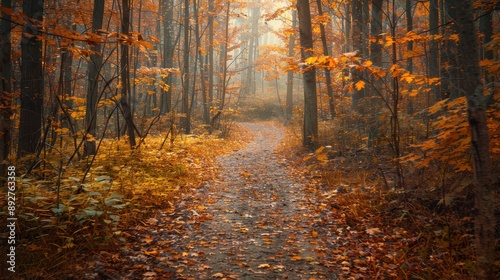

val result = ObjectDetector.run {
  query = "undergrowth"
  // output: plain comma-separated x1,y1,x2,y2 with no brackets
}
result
0,124,247,279
283,112,499,279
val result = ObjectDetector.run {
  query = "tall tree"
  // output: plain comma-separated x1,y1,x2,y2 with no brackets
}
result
428,0,440,101
120,0,136,147
84,0,105,156
315,0,335,118
350,0,365,111
455,1,495,278
181,0,191,133
18,0,44,157
207,0,215,119
285,9,296,123
160,0,174,114
0,0,12,174
442,0,461,99
296,0,318,148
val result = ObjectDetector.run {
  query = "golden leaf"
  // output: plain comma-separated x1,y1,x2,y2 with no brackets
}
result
355,80,365,91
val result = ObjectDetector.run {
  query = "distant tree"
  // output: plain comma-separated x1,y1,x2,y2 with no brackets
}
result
181,0,191,133
18,0,44,157
296,0,318,148
285,9,296,123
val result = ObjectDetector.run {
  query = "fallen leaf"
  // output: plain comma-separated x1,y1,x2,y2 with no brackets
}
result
212,272,224,278
365,228,382,235
258,263,270,268
291,255,302,261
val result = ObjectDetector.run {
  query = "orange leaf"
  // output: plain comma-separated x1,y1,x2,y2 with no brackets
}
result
291,255,302,261
355,80,365,91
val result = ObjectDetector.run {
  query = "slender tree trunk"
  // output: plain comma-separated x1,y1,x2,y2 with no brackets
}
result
181,0,190,133
297,0,318,149
18,0,44,157
456,2,495,279
161,0,174,114
367,0,383,149
316,0,335,118
0,0,12,175
207,0,214,117
120,0,136,147
406,0,414,114
209,1,232,133
429,0,440,101
285,10,296,123
194,0,210,124
84,0,104,156
351,0,364,111
443,0,461,99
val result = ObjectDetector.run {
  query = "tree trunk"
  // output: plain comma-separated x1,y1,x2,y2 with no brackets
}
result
207,0,214,118
84,0,104,156
120,0,136,147
194,0,210,124
161,0,174,114
297,0,318,149
443,0,461,99
406,0,414,114
181,0,190,133
0,0,12,175
285,9,296,123
429,0,440,101
18,0,44,157
367,0,383,148
455,2,495,278
316,0,335,119
351,0,365,111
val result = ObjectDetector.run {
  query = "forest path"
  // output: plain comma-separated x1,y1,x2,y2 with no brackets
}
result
169,122,333,279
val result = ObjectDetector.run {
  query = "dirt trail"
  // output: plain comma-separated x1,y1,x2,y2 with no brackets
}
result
171,123,333,279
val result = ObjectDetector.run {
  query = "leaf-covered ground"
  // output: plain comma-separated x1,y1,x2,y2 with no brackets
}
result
65,122,334,279
61,122,447,279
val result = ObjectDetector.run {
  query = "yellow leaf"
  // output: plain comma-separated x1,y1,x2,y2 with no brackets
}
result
355,80,365,91
305,56,318,65
258,263,271,268
315,146,325,154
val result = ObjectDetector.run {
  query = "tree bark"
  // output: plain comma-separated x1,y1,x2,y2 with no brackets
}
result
18,0,44,157
120,0,136,147
285,9,296,123
429,0,440,101
161,0,174,114
455,1,495,279
351,0,365,111
316,0,335,119
84,0,105,156
296,0,318,149
181,0,191,133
